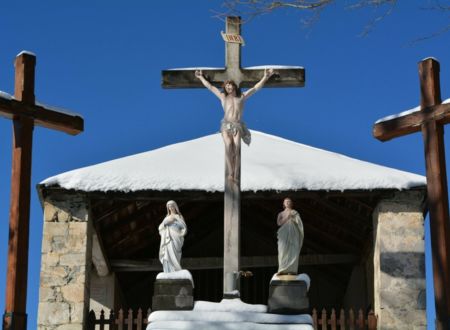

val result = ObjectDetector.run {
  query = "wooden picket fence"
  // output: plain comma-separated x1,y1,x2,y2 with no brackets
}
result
87,308,151,330
88,307,377,330
312,308,377,330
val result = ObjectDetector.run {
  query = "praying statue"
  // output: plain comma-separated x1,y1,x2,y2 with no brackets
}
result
277,197,304,275
159,200,187,273
195,68,275,181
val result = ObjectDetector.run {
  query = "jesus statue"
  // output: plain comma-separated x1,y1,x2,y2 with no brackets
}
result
195,68,275,181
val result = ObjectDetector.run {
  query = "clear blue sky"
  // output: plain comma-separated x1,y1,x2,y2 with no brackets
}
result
0,1,448,328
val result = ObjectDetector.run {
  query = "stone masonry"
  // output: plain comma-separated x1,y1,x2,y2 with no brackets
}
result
37,193,92,330
373,190,427,330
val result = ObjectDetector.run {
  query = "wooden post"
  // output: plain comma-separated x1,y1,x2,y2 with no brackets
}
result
3,53,35,330
223,17,241,296
419,59,450,329
373,58,450,329
0,52,83,330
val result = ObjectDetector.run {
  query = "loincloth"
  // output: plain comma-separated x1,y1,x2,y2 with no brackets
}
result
220,119,251,145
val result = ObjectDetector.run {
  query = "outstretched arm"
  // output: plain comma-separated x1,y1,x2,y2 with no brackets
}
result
243,68,275,100
195,70,223,100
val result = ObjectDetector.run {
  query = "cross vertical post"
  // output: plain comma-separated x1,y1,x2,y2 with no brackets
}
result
161,17,305,297
419,59,450,330
4,53,36,330
373,58,450,329
1,52,83,330
223,16,241,296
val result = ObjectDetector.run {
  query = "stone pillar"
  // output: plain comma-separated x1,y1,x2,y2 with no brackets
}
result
37,193,92,330
373,191,427,330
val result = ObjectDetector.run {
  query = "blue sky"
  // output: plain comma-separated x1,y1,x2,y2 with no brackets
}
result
0,1,449,328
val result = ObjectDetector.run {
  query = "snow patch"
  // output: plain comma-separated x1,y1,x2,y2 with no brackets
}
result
147,321,313,329
194,298,267,313
36,101,83,118
421,56,439,62
375,97,450,124
166,67,223,71
271,273,311,291
148,310,313,324
156,270,194,287
0,91,13,100
17,50,36,57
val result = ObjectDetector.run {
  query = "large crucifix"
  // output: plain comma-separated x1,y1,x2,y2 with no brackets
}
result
1,52,83,330
162,17,305,296
373,58,450,330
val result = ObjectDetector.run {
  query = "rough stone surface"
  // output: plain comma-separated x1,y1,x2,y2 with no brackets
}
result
373,190,426,329
37,193,92,330
268,280,309,314
152,279,194,311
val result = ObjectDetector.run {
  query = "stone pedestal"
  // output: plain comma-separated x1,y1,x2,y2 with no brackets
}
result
152,279,194,311
268,277,309,314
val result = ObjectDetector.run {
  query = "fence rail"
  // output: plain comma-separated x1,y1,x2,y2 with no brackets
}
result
88,307,377,330
312,308,377,330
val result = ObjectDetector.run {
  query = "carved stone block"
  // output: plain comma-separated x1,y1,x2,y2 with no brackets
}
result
268,279,309,314
152,279,194,311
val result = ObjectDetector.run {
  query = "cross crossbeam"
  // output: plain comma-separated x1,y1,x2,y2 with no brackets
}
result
0,95,83,135
1,52,83,330
162,68,305,89
162,16,304,89
373,58,450,330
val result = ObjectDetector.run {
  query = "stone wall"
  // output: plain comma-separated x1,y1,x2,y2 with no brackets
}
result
37,193,92,330
373,190,427,330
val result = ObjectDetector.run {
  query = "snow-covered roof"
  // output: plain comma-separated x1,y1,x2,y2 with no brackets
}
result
41,130,426,193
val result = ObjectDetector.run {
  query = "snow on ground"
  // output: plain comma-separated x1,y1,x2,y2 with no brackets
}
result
271,273,310,291
375,97,450,123
147,298,313,329
156,270,194,287
194,298,267,313
148,310,312,324
147,321,313,330
41,130,426,193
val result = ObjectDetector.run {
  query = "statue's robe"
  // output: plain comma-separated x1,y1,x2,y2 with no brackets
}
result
159,214,187,273
277,210,304,274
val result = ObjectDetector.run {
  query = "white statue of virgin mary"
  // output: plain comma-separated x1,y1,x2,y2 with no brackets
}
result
158,200,187,273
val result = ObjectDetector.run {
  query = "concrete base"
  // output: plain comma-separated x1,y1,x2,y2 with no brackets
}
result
268,280,309,314
152,279,194,311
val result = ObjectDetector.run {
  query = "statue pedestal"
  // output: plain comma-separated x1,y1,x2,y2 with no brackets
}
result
152,279,194,311
268,275,309,314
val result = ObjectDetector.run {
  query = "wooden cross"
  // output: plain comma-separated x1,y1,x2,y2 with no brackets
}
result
373,58,450,330
162,17,305,297
0,52,83,330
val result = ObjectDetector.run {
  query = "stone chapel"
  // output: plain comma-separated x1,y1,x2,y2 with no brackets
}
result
36,130,427,329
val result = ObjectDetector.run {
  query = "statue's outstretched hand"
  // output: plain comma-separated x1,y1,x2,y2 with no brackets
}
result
265,68,275,78
195,70,203,78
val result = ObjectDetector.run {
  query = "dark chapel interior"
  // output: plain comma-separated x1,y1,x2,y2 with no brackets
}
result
85,187,425,313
